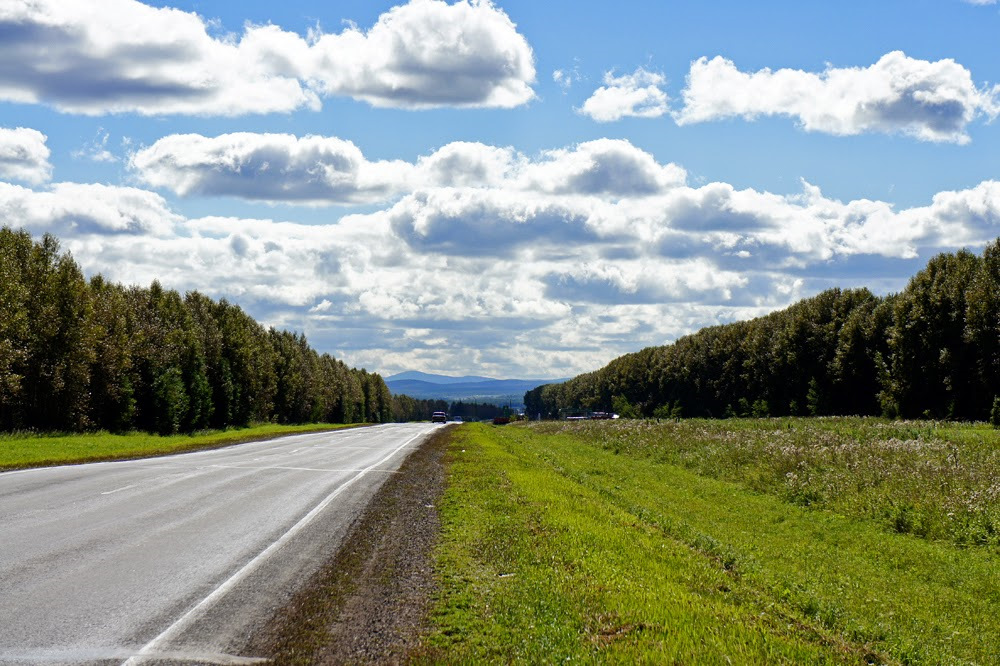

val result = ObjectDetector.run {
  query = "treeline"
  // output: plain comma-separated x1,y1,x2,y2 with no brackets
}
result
390,395,450,422
527,240,1000,422
388,397,508,421
0,227,393,434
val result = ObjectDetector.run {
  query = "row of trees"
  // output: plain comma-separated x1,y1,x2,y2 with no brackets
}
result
527,240,1000,422
387,396,510,422
0,228,393,433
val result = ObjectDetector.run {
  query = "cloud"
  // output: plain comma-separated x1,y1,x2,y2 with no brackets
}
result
306,0,536,109
0,0,317,116
415,141,519,189
131,134,685,204
675,51,1000,143
0,181,180,236
385,188,600,256
8,139,1000,377
552,63,582,92
578,68,669,122
72,128,119,163
516,139,686,197
0,127,52,184
0,0,535,116
130,133,415,204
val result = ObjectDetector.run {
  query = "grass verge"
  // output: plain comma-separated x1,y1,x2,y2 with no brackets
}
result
0,422,362,471
420,422,1000,664
533,417,1000,548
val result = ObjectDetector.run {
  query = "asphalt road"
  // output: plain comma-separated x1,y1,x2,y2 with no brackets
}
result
0,422,440,665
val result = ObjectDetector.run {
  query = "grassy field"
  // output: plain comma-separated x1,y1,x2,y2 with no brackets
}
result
419,420,1000,664
535,417,1000,549
0,422,360,471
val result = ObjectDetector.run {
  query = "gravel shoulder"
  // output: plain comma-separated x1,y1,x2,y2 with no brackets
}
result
247,425,451,664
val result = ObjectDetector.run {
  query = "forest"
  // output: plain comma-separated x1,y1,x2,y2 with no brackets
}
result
0,227,396,434
388,396,511,422
526,239,1000,423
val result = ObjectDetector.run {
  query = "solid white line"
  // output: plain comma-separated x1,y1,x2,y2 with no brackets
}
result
100,484,138,495
120,427,429,665
208,464,401,474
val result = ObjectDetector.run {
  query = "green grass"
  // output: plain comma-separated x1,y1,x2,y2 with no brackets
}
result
0,422,361,471
420,422,1000,664
535,417,1000,548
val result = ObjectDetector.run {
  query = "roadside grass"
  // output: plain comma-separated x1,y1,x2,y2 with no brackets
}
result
420,422,1000,664
534,417,1000,549
0,422,361,471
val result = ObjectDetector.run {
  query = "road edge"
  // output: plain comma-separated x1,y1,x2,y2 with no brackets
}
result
246,425,452,664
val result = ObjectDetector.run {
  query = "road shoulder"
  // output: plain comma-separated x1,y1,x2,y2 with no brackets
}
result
248,425,450,664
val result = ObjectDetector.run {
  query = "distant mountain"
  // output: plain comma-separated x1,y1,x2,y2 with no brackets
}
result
384,372,567,406
384,370,496,385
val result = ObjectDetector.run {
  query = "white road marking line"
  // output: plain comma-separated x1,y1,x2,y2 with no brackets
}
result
100,484,138,495
120,428,429,666
207,464,400,474
0,649,267,665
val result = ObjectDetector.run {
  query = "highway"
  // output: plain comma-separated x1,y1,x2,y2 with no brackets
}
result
0,422,439,665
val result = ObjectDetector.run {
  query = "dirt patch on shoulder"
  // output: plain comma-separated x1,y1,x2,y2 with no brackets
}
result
249,427,451,664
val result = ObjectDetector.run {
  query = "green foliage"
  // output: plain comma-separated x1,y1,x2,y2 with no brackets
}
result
805,377,821,416
652,400,683,419
527,242,1000,423
991,397,1000,429
152,366,188,435
611,394,639,419
0,226,391,433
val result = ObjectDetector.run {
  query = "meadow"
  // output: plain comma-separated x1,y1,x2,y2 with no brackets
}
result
0,422,357,471
535,417,1000,549
420,419,1000,664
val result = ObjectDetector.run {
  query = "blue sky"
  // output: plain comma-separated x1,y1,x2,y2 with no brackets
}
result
1,0,999,378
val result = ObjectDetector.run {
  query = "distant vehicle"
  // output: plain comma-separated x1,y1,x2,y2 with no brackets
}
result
431,411,447,423
450,416,464,423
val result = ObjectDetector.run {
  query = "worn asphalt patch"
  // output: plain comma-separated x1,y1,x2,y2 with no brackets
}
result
247,426,451,664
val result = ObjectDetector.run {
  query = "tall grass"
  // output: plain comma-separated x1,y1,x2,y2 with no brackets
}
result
533,418,1000,548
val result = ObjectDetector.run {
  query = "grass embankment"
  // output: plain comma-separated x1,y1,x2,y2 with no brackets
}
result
0,422,360,471
420,420,1000,664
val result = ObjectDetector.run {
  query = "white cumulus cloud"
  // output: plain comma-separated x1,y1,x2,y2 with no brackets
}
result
0,0,535,116
130,133,416,204
578,68,670,122
0,127,52,184
131,134,685,204
675,51,1000,143
306,0,536,109
516,139,686,197
0,182,180,236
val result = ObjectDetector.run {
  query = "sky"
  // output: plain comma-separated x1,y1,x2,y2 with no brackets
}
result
1,0,999,380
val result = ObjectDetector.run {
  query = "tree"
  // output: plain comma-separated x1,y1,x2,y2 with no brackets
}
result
888,251,980,419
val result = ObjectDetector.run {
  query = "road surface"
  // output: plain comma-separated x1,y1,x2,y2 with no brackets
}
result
0,422,439,665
